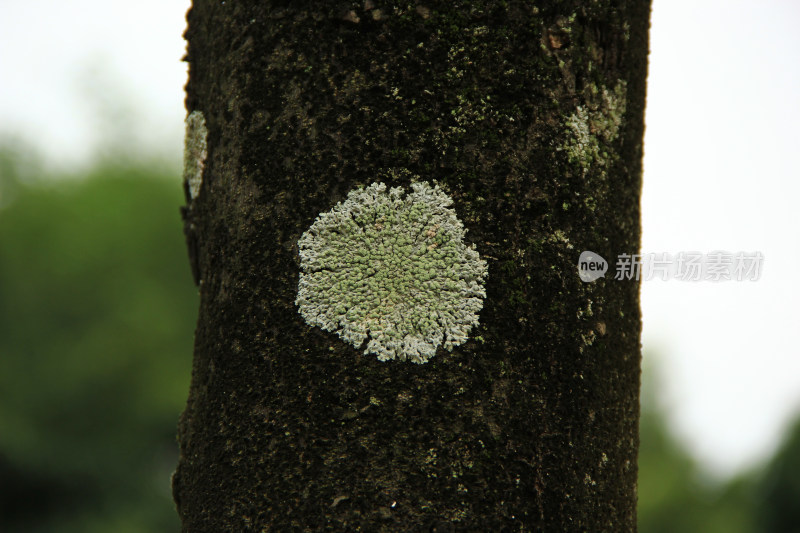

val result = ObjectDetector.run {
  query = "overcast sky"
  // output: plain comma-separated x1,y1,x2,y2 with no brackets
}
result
1,0,798,480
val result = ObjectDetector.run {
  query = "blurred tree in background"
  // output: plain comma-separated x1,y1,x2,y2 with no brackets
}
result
0,147,196,532
638,401,755,532
0,144,798,531
754,419,800,532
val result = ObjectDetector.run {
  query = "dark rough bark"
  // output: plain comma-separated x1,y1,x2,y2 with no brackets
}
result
174,1,650,531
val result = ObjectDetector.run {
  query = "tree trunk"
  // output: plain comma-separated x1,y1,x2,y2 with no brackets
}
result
174,1,650,531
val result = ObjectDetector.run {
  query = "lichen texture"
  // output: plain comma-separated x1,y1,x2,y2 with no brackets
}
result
563,80,627,177
296,181,487,364
183,110,207,200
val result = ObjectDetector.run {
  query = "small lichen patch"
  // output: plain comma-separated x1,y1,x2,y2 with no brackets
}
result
296,181,488,364
183,110,207,201
562,80,627,175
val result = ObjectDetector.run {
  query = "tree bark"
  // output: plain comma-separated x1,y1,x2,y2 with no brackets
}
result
174,1,650,531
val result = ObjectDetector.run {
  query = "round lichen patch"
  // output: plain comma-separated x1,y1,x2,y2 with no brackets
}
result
296,181,488,364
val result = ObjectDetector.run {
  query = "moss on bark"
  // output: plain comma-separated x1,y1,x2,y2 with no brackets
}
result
174,1,650,530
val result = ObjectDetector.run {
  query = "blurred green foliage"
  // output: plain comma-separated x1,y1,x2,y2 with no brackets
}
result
638,402,800,533
0,149,196,532
0,147,799,531
754,418,800,532
638,404,755,533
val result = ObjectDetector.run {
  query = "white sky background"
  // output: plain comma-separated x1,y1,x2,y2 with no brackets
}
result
0,1,189,167
0,0,798,480
643,0,800,478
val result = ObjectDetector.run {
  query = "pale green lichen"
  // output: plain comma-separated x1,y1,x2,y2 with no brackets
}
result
296,181,488,363
183,110,207,201
563,80,627,175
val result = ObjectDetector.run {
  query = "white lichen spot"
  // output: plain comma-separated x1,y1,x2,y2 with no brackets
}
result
183,110,208,201
295,181,488,364
563,80,627,175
